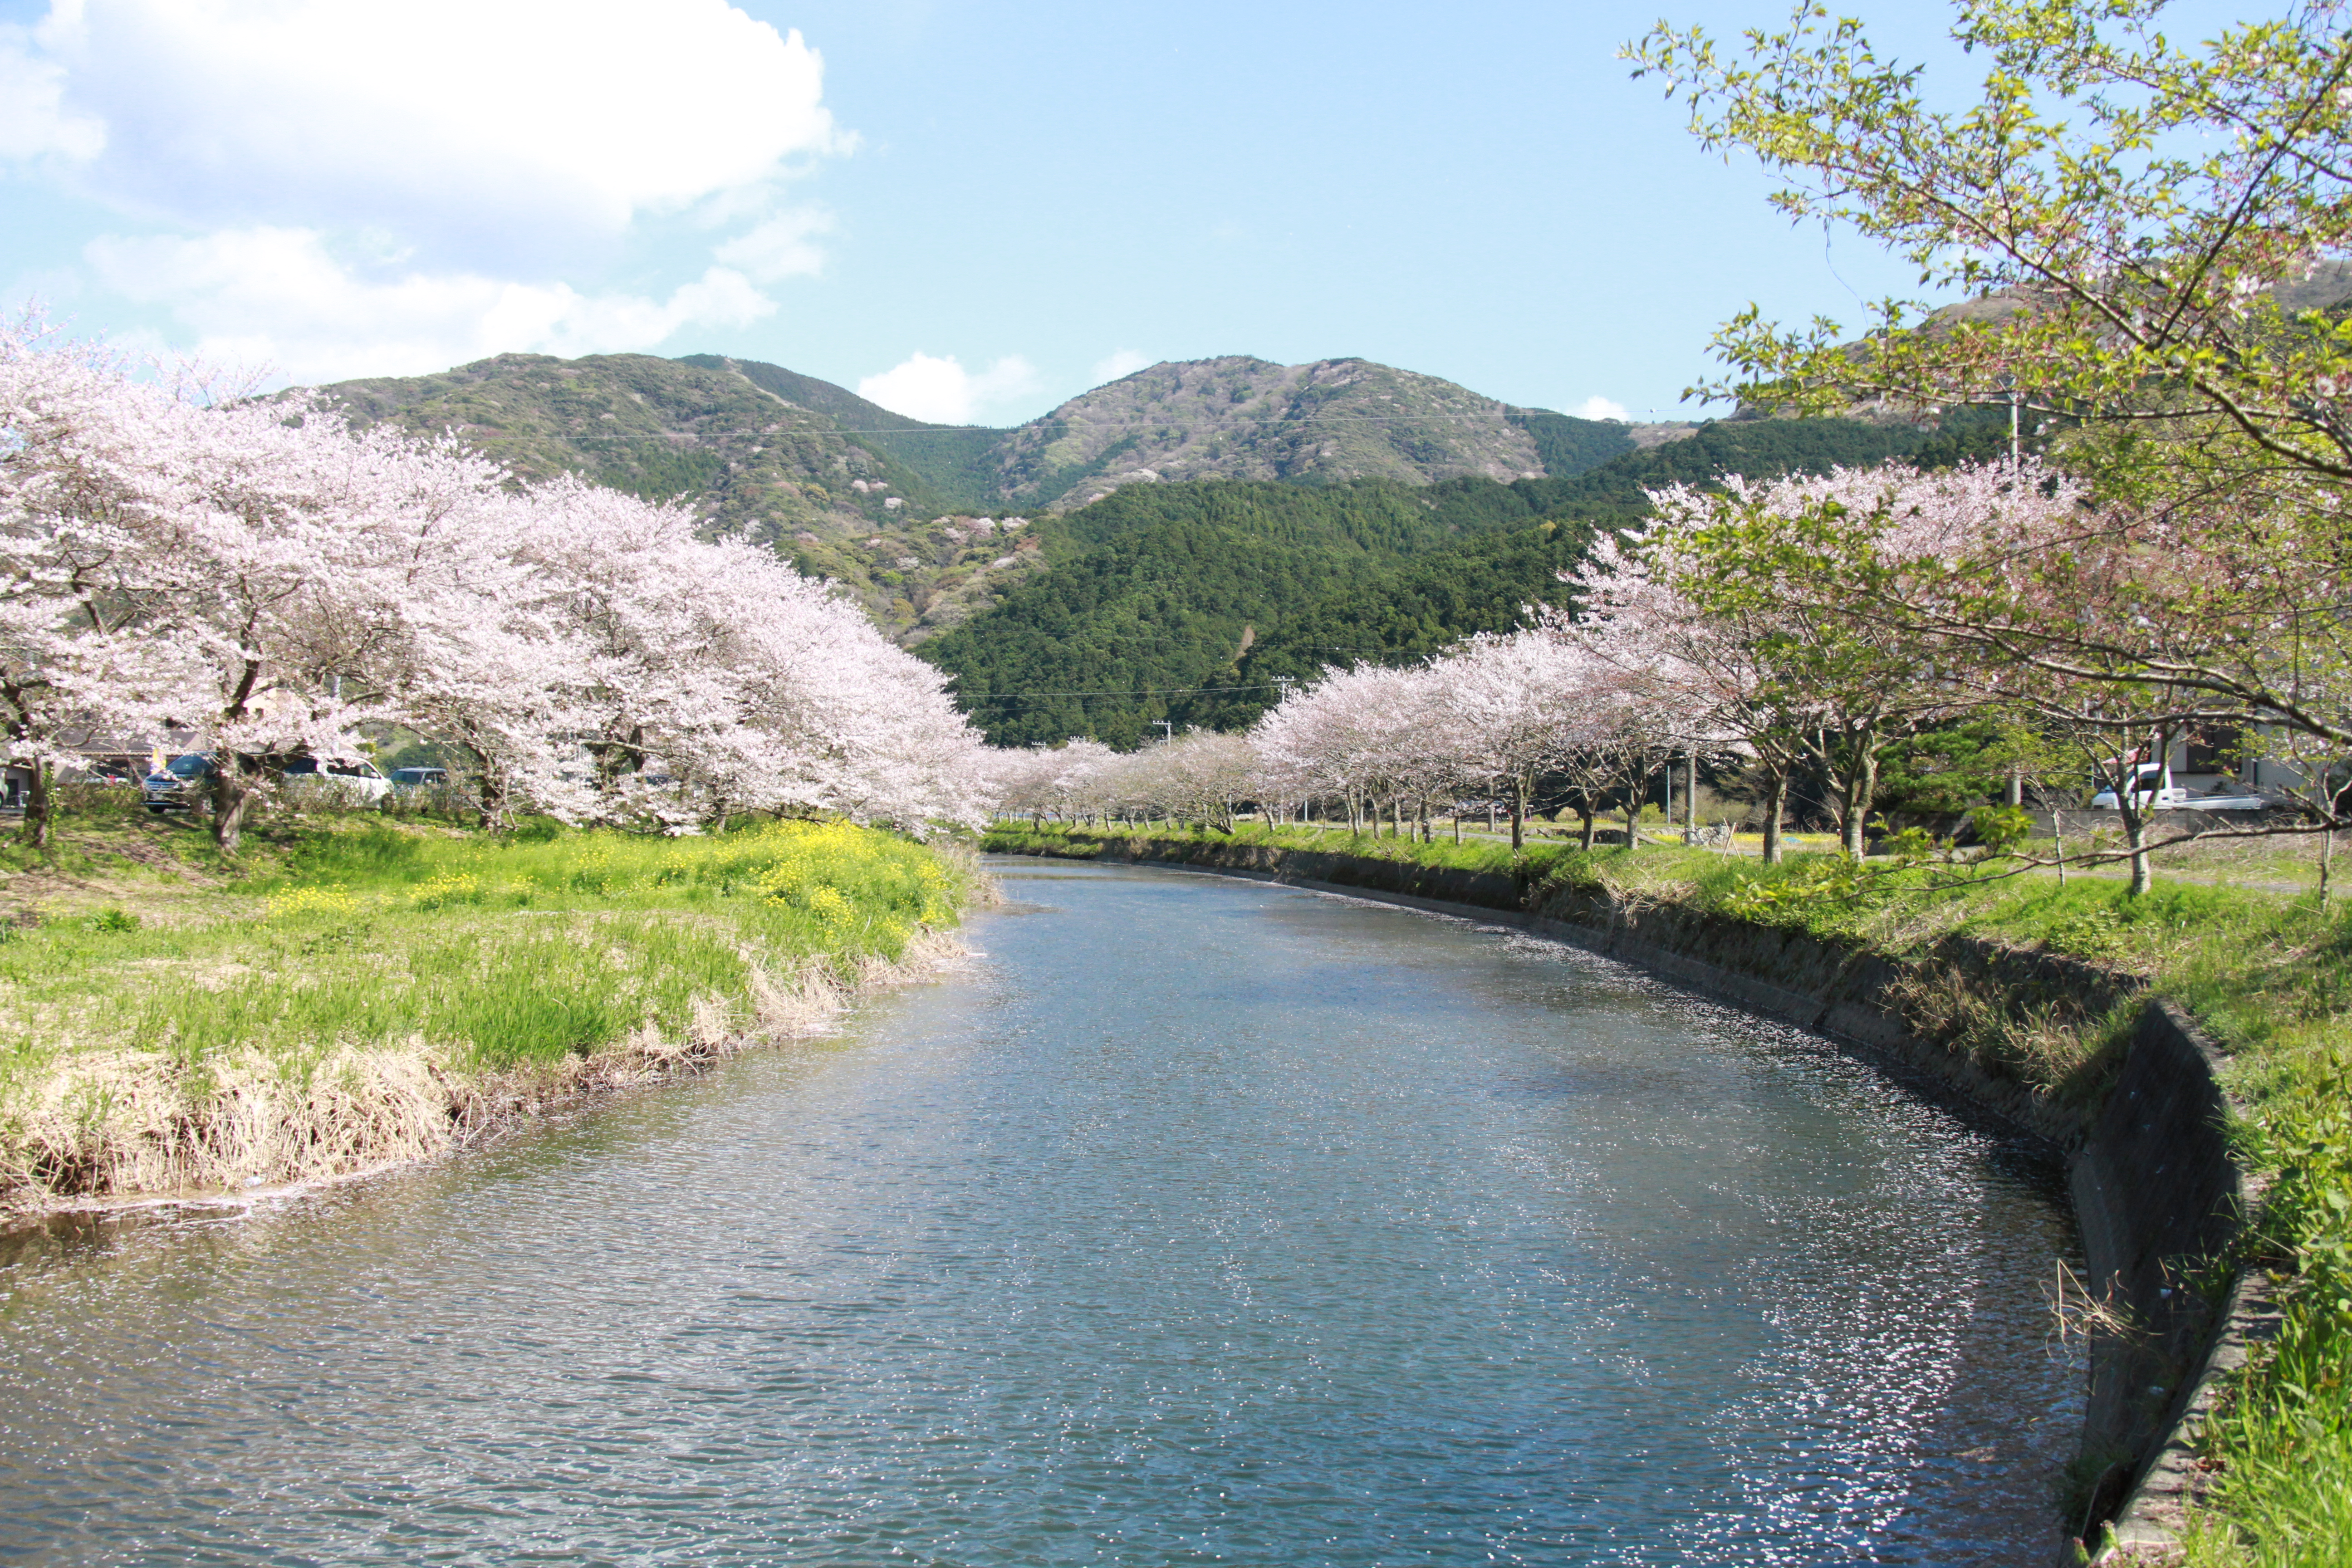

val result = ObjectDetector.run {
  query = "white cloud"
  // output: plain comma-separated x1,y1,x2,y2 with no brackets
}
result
1569,396,1629,421
713,210,833,283
0,24,103,162
7,1,850,379
858,352,1042,426
1089,348,1152,385
24,0,843,263
87,226,774,383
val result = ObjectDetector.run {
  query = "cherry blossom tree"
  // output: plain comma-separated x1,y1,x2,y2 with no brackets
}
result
1434,632,1609,852
1632,1,2352,882
1577,461,2095,859
1250,664,1450,838
0,317,994,852
1588,455,2306,890
0,323,187,846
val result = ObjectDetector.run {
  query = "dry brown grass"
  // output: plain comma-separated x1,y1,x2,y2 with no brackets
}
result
4,928,968,1220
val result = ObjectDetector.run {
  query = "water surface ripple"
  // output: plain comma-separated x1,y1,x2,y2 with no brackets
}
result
0,860,2082,1565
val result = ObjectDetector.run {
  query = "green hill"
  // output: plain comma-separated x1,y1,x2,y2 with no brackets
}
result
1168,517,1601,732
676,353,1008,515
318,350,1637,531
981,356,1617,510
1507,409,1641,477
314,350,1643,648
924,414,1960,745
916,478,1574,748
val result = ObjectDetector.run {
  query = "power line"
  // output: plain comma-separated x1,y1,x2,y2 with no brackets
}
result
958,682,1283,705
766,409,1651,439
949,645,1444,708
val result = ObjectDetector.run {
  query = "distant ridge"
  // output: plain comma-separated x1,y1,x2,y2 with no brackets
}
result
318,350,1653,525
312,348,1660,643
980,355,1620,510
921,412,1956,747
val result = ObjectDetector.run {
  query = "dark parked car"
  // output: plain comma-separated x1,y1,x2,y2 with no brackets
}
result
142,753,215,813
389,766,450,790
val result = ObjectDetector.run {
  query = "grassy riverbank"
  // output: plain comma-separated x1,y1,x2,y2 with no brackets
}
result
987,822,2340,1079
0,806,975,1211
987,821,2352,1564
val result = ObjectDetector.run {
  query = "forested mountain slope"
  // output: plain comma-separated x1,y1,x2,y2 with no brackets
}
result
321,351,945,536
314,349,1641,646
1173,518,1600,732
681,353,1007,515
916,479,1573,747
925,414,1962,745
318,351,1641,527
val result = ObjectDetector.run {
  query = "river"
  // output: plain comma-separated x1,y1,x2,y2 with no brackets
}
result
0,859,2082,1565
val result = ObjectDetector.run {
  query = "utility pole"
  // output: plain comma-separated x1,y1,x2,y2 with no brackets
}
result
1154,720,1173,744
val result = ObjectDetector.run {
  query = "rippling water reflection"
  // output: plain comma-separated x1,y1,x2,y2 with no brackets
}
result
0,860,2081,1565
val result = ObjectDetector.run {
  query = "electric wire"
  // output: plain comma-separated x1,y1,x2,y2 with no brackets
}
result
957,682,1285,705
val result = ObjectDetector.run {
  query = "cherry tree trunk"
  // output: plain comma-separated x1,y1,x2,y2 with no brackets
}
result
1762,771,1791,865
2124,808,2154,897
1838,746,1880,860
1509,774,1527,853
1579,808,1596,852
211,762,260,857
474,761,509,833
19,762,52,850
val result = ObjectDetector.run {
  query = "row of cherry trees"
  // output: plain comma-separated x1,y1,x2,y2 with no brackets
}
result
0,322,988,852
988,451,2349,896
1614,456,2352,893
985,625,1692,854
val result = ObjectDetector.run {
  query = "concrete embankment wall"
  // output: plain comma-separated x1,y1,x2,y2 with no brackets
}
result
995,835,2255,1562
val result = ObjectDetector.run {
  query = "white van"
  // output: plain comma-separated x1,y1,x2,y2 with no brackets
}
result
2092,761,2278,812
2091,761,2184,810
282,755,393,804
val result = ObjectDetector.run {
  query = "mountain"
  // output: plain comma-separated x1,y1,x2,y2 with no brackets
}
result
1171,516,1601,733
979,355,1607,511
313,349,1649,646
911,477,1570,749
676,353,1007,515
316,350,1041,642
922,412,1969,746
318,350,980,535
309,346,1974,745
318,350,1644,521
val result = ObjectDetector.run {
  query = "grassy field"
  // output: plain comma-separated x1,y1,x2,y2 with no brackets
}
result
1215,808,2347,890
0,799,975,1208
986,819,2351,1564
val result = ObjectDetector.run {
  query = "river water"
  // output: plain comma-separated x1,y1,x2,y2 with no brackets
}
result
0,859,2082,1566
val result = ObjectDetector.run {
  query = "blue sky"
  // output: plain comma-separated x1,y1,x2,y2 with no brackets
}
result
0,1,2058,424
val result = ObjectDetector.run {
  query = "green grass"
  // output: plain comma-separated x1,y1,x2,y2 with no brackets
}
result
0,812,972,1194
988,818,2352,1562
985,821,2342,1048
